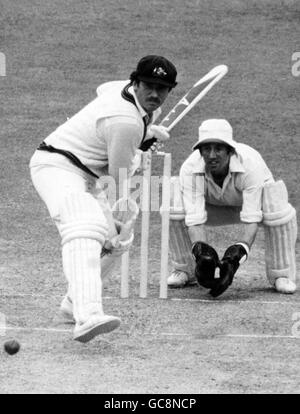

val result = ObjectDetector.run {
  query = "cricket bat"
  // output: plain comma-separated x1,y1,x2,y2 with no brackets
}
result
159,64,228,131
140,65,228,152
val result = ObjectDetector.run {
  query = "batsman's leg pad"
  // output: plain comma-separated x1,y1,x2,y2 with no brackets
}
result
60,192,108,246
60,192,109,324
168,176,195,277
263,180,297,286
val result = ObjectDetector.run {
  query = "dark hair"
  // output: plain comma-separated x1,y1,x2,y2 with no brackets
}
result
129,70,139,83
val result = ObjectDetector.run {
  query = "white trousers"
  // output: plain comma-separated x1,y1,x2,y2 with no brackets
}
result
30,165,97,226
30,164,110,323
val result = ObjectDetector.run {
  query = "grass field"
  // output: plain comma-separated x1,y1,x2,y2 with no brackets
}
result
0,0,299,394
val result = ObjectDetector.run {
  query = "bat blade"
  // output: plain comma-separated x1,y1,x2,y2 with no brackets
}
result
159,64,228,131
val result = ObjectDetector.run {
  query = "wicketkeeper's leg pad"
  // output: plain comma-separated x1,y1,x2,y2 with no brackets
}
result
59,192,109,324
263,180,297,287
168,176,195,277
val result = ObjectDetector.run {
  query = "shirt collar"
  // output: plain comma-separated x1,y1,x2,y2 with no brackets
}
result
192,151,245,174
129,85,149,119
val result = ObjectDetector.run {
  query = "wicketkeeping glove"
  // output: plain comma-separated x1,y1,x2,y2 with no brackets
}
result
192,241,220,289
210,244,248,297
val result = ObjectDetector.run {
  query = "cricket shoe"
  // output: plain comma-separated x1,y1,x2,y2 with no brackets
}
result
73,314,121,343
167,270,190,288
59,296,75,323
275,278,296,294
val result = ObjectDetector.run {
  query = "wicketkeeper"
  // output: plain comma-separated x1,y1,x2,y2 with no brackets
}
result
29,55,177,342
168,119,297,296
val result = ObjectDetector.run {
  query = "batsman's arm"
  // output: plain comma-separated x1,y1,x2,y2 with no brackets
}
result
107,123,140,182
96,119,141,243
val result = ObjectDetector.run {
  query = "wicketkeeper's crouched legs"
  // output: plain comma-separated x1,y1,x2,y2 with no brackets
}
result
263,180,297,293
168,177,196,287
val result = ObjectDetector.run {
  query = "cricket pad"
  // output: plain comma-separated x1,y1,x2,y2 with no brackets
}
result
168,176,195,276
263,180,297,286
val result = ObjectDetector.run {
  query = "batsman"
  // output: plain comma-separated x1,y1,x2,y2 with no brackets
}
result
29,55,177,342
168,119,297,296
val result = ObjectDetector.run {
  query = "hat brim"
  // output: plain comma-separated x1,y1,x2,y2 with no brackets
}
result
192,138,237,151
137,75,177,88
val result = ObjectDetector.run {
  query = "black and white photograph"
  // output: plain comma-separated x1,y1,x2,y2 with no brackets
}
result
0,0,299,396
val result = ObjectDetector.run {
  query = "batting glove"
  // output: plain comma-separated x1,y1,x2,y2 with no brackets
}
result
130,149,143,175
102,198,139,256
147,125,170,141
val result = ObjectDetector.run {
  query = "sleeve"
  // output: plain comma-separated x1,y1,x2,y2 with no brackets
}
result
179,163,207,227
239,171,264,223
101,117,142,183
237,146,274,223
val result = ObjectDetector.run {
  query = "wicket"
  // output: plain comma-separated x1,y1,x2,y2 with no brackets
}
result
120,151,172,299
118,65,229,298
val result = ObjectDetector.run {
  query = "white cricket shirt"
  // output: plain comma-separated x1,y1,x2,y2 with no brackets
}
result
30,80,161,182
179,143,274,226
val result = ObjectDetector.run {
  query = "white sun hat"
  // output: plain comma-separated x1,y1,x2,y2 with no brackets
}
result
192,119,238,150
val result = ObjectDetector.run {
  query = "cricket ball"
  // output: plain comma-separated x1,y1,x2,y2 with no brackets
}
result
4,339,20,355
